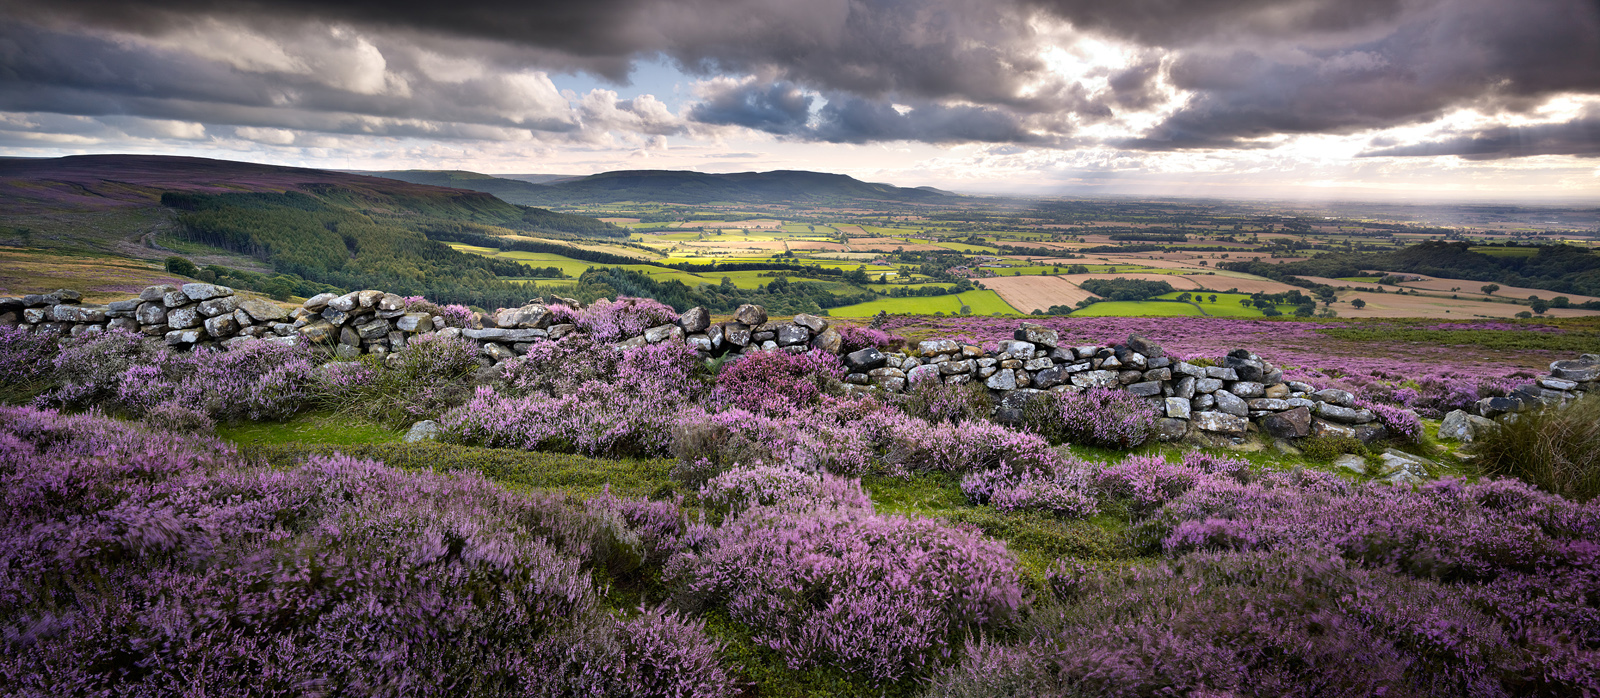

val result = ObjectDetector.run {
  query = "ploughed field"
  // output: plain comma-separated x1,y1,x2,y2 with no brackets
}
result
4,296,1598,698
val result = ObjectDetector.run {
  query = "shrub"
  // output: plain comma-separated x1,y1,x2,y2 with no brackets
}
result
928,550,1597,698
317,333,481,425
961,463,1100,519
402,295,472,328
0,326,58,400
711,349,844,415
0,407,738,696
699,462,873,514
1299,434,1370,462
1358,399,1425,444
550,296,678,343
1022,388,1158,449
142,400,216,433
44,328,163,407
500,334,621,397
837,324,898,354
900,375,993,424
666,507,1024,683
1470,394,1600,502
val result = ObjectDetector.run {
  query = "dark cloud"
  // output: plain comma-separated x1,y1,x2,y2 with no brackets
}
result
686,81,813,134
1359,115,1600,160
0,0,1596,155
1119,0,1600,149
684,79,1048,144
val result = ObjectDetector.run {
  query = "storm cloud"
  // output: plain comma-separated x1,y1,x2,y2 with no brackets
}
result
0,0,1596,155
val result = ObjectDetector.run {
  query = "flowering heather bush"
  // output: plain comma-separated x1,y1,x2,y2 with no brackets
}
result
586,489,713,568
1127,469,1600,656
961,463,1099,519
402,295,472,328
711,349,844,414
0,325,57,392
928,549,1598,698
700,462,873,514
667,507,1024,683
43,327,163,407
900,374,993,424
501,334,620,397
141,400,216,433
444,342,705,457
1357,399,1425,444
1023,387,1158,449
0,407,737,696
672,400,1059,483
550,296,678,343
99,337,318,421
837,324,899,354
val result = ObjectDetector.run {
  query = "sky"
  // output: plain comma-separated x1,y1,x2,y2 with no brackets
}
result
1,0,1597,201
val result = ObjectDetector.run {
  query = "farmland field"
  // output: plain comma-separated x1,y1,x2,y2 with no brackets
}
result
829,290,1018,316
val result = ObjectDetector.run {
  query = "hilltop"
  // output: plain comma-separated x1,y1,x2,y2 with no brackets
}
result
367,168,964,206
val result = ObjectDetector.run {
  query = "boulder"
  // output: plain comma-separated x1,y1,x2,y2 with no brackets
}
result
42,289,82,304
163,290,191,308
723,322,752,347
1214,390,1249,417
1174,375,1197,399
181,283,232,301
140,285,178,303
1311,388,1355,407
1439,409,1499,442
792,313,829,334
1192,411,1249,435
1195,377,1223,394
985,368,1017,391
462,328,547,342
548,323,577,340
164,328,205,345
494,304,553,329
1259,406,1312,439
136,304,168,326
1126,334,1163,357
907,363,943,385
1263,383,1291,399
1229,381,1265,398
1155,417,1190,441
356,318,390,340
1550,357,1600,382
1069,369,1119,388
197,295,239,318
203,314,240,338
644,324,682,344
1333,454,1368,476
997,339,1035,357
918,339,961,355
326,292,362,313
1164,397,1191,419
1315,402,1373,424
1247,398,1292,412
1014,322,1058,348
302,292,338,311
297,320,337,343
1476,395,1524,418
845,347,887,372
777,324,810,346
1127,380,1163,397
1223,355,1266,382
166,306,202,330
677,307,711,334
237,297,288,322
404,420,441,443
734,304,768,326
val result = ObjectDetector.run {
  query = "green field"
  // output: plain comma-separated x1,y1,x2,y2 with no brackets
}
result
1337,276,1382,282
829,290,1018,317
1070,300,1204,317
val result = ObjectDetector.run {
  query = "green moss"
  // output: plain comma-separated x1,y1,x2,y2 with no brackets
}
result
216,411,405,447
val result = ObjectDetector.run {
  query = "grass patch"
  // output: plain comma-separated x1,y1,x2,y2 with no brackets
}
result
829,290,1019,317
240,441,678,500
216,410,405,447
1470,394,1600,502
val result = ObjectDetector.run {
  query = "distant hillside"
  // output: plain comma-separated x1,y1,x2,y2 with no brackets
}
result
0,154,625,307
366,168,962,206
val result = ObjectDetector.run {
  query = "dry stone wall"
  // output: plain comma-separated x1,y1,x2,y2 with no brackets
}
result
10,289,1589,446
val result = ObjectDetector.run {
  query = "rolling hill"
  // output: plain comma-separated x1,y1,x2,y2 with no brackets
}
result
366,168,964,206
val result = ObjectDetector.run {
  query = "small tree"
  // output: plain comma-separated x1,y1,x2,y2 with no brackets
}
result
1351,298,1366,309
164,256,198,277
1482,283,1501,296
1531,299,1550,314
